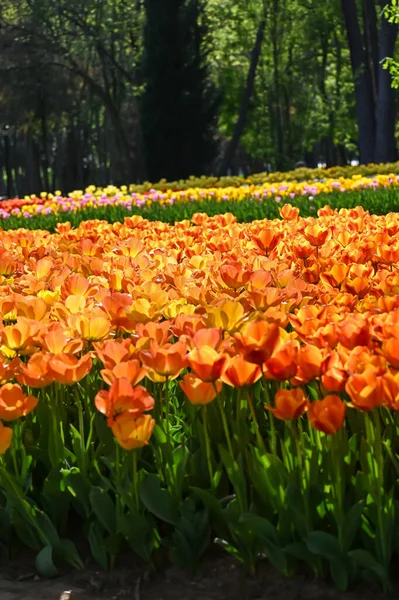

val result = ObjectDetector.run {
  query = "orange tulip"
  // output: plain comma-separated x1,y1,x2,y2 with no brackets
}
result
39,327,83,355
188,345,228,382
48,353,92,385
135,321,172,345
95,379,155,425
221,355,262,387
291,344,324,385
101,359,147,387
192,327,223,350
304,224,330,247
16,353,53,388
382,338,399,369
335,317,370,350
219,262,252,289
308,396,346,434
0,358,20,385
0,421,12,454
320,264,349,288
140,340,187,378
266,388,308,420
72,315,112,342
321,351,347,392
345,369,385,411
2,319,41,353
279,204,299,221
94,339,132,369
180,374,222,404
111,412,155,450
0,384,38,421
291,237,314,259
264,341,298,381
234,321,281,364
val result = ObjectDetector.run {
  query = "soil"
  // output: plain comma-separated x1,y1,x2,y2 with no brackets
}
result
0,554,389,600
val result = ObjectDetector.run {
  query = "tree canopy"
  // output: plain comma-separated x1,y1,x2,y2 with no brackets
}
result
0,0,398,196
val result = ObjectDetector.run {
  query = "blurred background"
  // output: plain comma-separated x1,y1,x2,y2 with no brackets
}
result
0,0,398,196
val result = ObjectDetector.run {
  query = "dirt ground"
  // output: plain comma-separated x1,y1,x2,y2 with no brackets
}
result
0,554,389,600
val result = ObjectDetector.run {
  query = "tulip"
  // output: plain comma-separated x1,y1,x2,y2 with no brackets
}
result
279,204,299,220
0,384,38,421
0,421,12,455
94,339,132,369
266,388,308,420
48,352,92,385
95,379,155,425
101,359,147,386
140,340,187,378
111,413,155,450
345,370,385,411
234,321,281,364
308,395,346,434
188,346,228,382
16,352,53,388
264,341,298,381
180,374,222,405
221,355,262,387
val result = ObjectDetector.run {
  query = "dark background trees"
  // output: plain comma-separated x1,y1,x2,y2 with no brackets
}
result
0,0,398,197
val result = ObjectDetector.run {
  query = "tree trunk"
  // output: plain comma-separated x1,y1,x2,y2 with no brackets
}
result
218,15,266,176
341,0,375,163
374,8,398,163
4,133,13,198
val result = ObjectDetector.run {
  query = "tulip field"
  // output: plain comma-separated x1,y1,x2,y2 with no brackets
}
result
3,196,399,592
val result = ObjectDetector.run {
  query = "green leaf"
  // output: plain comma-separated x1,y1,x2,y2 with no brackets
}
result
330,558,349,592
89,487,116,534
61,469,91,518
36,511,60,547
35,545,59,578
239,514,279,545
121,513,155,562
219,446,247,512
191,486,230,541
348,549,389,586
139,473,179,525
88,521,108,571
284,541,321,572
152,424,167,444
239,514,287,573
53,539,84,571
342,501,364,553
306,531,343,562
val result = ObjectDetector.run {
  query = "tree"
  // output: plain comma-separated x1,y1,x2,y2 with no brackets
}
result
217,6,267,176
141,0,218,181
341,0,398,163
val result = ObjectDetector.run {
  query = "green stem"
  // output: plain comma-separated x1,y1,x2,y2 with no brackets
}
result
292,420,311,533
165,377,171,451
202,406,214,488
76,396,87,475
115,443,122,528
217,395,234,457
365,412,388,570
263,378,277,455
132,450,139,511
245,387,266,454
330,431,344,547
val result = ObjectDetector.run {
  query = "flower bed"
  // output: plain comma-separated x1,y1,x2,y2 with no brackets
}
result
0,206,399,590
2,175,399,231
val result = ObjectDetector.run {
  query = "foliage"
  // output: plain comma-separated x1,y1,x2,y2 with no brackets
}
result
0,0,382,197
385,1,399,88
